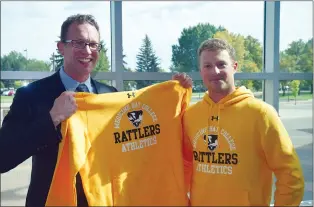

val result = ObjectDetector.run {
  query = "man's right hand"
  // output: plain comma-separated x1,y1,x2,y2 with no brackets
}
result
49,91,77,127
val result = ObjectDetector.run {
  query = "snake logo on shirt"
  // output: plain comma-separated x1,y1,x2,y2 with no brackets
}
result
204,134,218,151
113,101,161,152
127,110,143,128
192,126,238,175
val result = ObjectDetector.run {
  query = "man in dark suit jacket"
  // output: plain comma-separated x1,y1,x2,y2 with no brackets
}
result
0,14,192,207
0,68,117,207
0,14,118,207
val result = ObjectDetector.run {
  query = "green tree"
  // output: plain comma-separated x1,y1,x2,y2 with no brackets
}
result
285,39,306,58
25,59,51,71
298,39,313,93
123,67,137,91
290,80,300,105
243,35,263,91
171,23,225,72
122,48,128,70
50,50,64,71
92,40,111,85
240,60,260,91
13,80,24,89
1,51,50,88
243,35,263,69
1,51,27,71
280,38,313,94
122,50,136,91
280,52,297,96
135,34,161,89
94,40,110,72
281,39,306,73
214,30,264,91
213,30,246,72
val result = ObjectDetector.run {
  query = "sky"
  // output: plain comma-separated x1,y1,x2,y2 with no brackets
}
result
1,1,313,71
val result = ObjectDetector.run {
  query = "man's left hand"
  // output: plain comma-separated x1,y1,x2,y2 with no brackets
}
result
172,72,193,88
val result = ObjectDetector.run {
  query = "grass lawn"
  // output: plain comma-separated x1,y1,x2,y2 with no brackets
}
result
1,96,14,103
279,93,313,101
192,91,312,102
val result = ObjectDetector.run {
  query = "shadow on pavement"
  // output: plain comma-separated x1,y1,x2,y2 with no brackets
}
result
296,143,313,180
1,185,28,201
298,128,313,134
296,143,313,201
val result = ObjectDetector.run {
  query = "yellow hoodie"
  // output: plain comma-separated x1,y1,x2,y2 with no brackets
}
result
183,86,304,206
45,81,191,206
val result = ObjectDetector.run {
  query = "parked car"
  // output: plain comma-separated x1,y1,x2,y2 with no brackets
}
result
2,89,15,96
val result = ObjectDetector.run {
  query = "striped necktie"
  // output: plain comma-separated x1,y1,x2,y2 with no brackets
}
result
75,83,89,93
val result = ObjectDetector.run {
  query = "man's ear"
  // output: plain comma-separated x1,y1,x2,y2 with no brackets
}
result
233,61,238,74
57,41,65,56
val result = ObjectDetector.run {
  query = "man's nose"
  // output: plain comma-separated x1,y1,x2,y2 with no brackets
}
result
214,66,220,74
82,44,92,54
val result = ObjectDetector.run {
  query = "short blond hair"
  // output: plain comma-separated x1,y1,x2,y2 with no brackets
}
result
198,38,236,61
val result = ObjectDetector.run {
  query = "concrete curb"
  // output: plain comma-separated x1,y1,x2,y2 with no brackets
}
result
271,200,313,206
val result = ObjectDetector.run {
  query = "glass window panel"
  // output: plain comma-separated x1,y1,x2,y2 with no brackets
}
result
279,1,313,73
122,1,264,74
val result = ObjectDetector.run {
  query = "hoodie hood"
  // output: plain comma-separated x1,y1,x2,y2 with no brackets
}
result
203,86,254,109
203,86,254,141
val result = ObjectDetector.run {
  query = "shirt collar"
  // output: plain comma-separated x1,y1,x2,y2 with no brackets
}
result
59,66,93,92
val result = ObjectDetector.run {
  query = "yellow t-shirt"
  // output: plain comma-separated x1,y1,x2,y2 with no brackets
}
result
46,80,191,206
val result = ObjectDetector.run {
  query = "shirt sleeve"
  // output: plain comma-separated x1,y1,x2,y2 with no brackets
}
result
182,112,193,195
259,104,304,206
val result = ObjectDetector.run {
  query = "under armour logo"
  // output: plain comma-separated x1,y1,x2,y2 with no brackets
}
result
127,92,135,98
211,116,219,121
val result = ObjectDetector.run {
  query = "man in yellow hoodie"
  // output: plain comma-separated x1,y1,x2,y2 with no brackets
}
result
183,38,304,206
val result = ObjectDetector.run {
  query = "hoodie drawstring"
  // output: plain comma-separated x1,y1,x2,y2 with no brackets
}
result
217,105,221,137
207,104,221,147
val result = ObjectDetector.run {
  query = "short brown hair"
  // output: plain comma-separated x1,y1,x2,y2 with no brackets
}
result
60,14,100,41
198,38,236,61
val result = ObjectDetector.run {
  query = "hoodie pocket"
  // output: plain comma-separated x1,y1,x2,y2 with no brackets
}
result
192,189,250,206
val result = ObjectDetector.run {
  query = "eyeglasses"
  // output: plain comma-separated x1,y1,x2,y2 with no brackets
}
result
63,40,102,51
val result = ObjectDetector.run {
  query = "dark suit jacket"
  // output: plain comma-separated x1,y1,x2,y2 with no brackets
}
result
0,71,117,207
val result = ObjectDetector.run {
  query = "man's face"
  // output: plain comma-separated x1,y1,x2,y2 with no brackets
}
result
199,49,237,94
58,22,100,78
